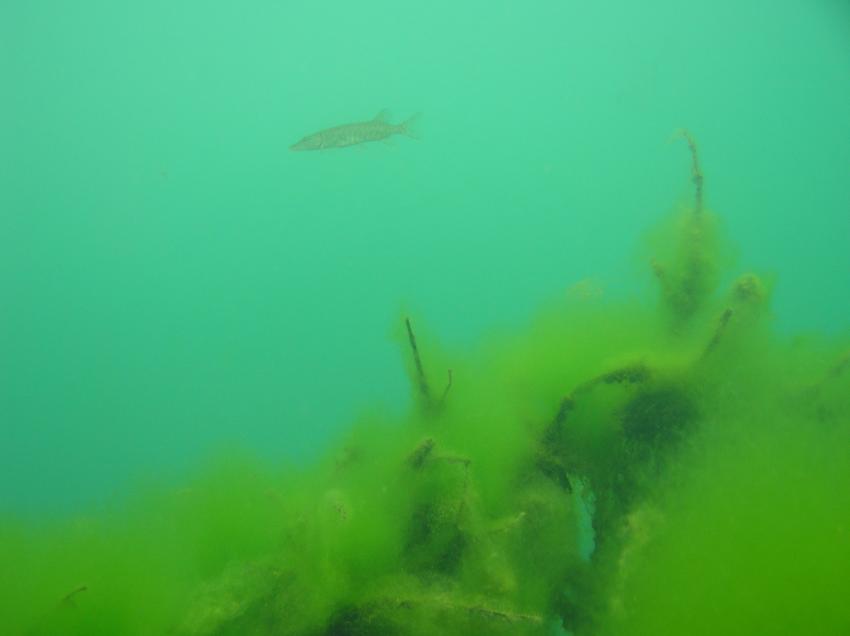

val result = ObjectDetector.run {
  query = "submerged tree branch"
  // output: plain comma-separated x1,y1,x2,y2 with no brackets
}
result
438,369,453,408
405,317,432,409
701,307,734,359
676,128,703,215
61,585,88,607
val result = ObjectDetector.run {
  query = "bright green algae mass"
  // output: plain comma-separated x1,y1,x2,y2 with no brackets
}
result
2,139,849,635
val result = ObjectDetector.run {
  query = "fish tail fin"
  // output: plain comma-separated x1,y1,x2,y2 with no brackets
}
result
399,112,422,139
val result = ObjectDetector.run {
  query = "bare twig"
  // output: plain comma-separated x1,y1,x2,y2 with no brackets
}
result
438,369,453,408
701,307,733,359
676,129,703,215
61,585,88,607
405,317,432,409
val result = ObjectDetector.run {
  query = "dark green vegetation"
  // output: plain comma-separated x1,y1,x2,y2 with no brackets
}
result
2,135,848,635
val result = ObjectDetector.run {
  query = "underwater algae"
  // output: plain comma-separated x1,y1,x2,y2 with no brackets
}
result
2,135,849,635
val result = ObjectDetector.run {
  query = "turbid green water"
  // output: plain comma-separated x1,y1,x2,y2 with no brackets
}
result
1,1,849,634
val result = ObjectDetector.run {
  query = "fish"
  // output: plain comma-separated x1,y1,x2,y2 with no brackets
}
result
290,110,421,151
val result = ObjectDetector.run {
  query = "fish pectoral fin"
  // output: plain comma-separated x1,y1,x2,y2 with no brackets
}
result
373,109,391,123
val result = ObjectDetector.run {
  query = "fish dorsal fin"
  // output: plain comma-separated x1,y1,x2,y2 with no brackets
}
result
372,109,391,123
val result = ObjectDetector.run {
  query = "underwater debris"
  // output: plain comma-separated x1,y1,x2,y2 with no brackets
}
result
732,272,766,304
675,128,703,215
701,307,733,358
652,129,719,329
405,317,432,411
438,369,453,408
6,133,848,636
178,560,293,636
322,589,543,636
543,362,652,447
407,437,435,469
701,273,770,360
404,317,453,415
487,511,527,536
621,385,697,454
60,585,88,607
533,363,652,494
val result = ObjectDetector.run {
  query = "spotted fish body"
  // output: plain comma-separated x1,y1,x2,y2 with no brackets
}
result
290,110,420,151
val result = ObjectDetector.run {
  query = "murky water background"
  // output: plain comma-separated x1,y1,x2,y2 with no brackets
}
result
2,0,847,521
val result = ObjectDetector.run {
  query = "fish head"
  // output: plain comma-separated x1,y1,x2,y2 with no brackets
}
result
289,134,322,151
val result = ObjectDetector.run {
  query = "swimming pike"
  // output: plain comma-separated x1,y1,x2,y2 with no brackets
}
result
290,110,420,151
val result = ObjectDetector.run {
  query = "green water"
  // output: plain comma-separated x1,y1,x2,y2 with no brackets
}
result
2,1,849,634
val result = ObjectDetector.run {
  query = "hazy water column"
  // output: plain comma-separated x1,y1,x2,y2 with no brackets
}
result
0,0,848,514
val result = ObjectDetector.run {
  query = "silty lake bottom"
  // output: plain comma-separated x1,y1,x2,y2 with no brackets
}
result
1,132,848,635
